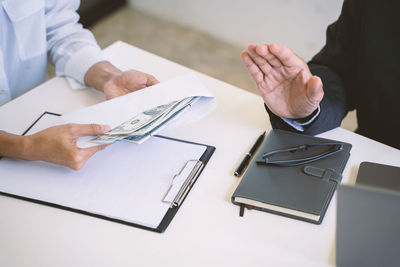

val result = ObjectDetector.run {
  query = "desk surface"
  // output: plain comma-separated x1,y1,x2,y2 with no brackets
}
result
1,41,399,267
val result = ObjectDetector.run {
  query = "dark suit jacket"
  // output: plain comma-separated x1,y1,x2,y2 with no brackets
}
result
266,0,400,149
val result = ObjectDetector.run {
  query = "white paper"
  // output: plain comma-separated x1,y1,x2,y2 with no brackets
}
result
0,136,207,229
61,73,215,148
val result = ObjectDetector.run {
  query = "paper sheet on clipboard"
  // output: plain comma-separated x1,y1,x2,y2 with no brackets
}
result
0,113,208,229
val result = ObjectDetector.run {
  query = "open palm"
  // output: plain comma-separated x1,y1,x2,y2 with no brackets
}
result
241,43,323,119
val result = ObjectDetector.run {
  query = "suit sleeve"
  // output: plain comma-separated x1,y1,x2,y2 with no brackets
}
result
267,0,363,135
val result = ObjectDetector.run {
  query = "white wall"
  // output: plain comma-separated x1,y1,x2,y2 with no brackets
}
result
129,0,344,61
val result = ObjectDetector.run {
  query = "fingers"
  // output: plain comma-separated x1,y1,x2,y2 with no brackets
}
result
80,144,109,161
70,144,109,170
124,70,147,90
267,43,303,67
103,70,159,100
69,124,111,137
240,51,265,85
306,75,324,105
124,70,158,89
247,44,273,73
254,44,283,68
146,74,159,86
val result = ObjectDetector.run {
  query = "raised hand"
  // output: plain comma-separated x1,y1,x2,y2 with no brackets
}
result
241,43,323,119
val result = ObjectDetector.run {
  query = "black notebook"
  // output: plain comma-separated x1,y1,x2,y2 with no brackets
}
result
232,129,352,224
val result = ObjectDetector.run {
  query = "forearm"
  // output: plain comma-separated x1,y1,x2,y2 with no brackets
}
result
0,131,31,160
84,61,122,93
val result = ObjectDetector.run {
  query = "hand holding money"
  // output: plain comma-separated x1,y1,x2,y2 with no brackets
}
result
18,124,110,170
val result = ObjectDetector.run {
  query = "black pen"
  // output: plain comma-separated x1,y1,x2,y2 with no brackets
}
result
234,131,266,177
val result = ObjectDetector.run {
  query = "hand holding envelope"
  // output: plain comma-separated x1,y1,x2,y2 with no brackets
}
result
62,73,215,148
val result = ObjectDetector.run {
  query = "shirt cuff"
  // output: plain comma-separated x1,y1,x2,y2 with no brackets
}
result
64,46,107,89
281,106,320,132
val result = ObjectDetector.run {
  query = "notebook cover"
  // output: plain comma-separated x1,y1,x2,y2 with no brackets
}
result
232,129,352,224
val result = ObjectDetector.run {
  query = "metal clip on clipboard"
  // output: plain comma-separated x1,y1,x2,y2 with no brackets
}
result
162,159,204,208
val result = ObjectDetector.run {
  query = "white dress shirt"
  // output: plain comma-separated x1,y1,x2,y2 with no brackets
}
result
282,106,321,131
0,0,106,106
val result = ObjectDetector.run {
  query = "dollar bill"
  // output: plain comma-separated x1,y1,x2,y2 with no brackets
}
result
106,100,179,136
90,99,180,144
126,96,199,137
90,96,200,144
122,96,200,144
89,131,131,144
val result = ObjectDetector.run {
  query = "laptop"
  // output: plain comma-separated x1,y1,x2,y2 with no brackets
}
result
336,162,400,267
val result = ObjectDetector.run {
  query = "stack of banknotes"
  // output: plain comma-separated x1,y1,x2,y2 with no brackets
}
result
90,96,200,145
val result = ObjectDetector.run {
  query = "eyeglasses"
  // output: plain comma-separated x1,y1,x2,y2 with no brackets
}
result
257,142,344,167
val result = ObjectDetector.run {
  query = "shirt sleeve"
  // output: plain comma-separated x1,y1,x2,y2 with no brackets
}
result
44,0,106,88
281,106,321,132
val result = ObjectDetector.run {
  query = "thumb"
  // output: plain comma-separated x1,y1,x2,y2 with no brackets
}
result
146,74,159,86
70,144,110,170
71,123,111,137
306,76,324,105
80,143,110,160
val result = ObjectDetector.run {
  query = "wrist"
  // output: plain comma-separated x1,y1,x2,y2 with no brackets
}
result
0,131,33,160
84,61,122,92
294,107,319,123
19,135,36,161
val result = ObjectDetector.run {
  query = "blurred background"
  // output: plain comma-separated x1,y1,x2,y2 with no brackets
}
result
75,0,356,130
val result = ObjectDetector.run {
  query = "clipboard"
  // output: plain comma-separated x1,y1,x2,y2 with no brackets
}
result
0,112,215,233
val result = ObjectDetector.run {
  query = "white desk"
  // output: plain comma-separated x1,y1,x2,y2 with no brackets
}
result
1,41,399,267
